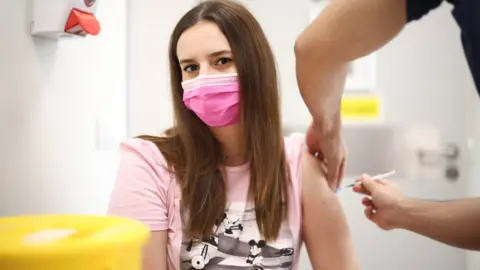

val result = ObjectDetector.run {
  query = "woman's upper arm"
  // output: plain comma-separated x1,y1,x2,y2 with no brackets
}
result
143,231,168,270
107,140,170,270
301,151,360,270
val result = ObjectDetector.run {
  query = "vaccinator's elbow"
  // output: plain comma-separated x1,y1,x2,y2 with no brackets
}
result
294,33,329,61
294,35,308,57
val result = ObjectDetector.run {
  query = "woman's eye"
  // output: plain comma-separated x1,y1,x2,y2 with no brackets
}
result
216,57,232,65
184,65,198,72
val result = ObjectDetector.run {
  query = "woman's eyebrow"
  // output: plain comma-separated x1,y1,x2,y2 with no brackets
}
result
208,50,231,57
179,58,195,65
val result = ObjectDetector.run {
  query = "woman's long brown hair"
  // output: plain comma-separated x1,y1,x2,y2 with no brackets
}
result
139,0,289,242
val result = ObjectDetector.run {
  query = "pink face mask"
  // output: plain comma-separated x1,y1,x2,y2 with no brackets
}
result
182,73,240,127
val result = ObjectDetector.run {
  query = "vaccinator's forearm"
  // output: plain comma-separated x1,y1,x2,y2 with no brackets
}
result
397,198,480,251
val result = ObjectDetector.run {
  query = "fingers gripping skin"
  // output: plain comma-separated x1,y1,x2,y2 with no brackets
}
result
305,122,347,190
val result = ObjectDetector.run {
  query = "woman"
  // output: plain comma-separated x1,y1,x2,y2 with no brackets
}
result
108,1,359,269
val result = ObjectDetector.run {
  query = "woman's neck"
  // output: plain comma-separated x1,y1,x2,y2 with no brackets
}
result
221,135,246,167
223,152,246,167
212,124,246,167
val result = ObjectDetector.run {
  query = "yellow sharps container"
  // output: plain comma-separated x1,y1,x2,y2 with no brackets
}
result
0,215,150,270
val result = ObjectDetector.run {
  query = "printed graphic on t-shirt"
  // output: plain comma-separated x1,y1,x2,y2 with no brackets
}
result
180,202,295,270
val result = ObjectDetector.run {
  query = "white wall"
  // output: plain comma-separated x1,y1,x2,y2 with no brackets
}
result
128,0,195,136
0,0,127,215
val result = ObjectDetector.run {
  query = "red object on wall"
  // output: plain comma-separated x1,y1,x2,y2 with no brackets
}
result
64,8,100,36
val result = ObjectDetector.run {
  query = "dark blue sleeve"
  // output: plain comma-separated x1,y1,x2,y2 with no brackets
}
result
452,0,480,96
406,0,444,22
406,0,480,96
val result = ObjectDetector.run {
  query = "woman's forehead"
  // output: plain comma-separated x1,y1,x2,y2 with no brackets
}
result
177,21,232,60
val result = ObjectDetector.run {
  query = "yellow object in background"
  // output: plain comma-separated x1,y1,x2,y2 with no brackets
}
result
341,95,381,121
0,215,150,270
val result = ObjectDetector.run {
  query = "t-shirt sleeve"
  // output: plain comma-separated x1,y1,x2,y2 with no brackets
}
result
107,139,170,231
406,0,444,22
284,133,306,194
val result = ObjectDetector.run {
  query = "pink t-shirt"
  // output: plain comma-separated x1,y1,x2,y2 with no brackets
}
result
108,133,306,270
